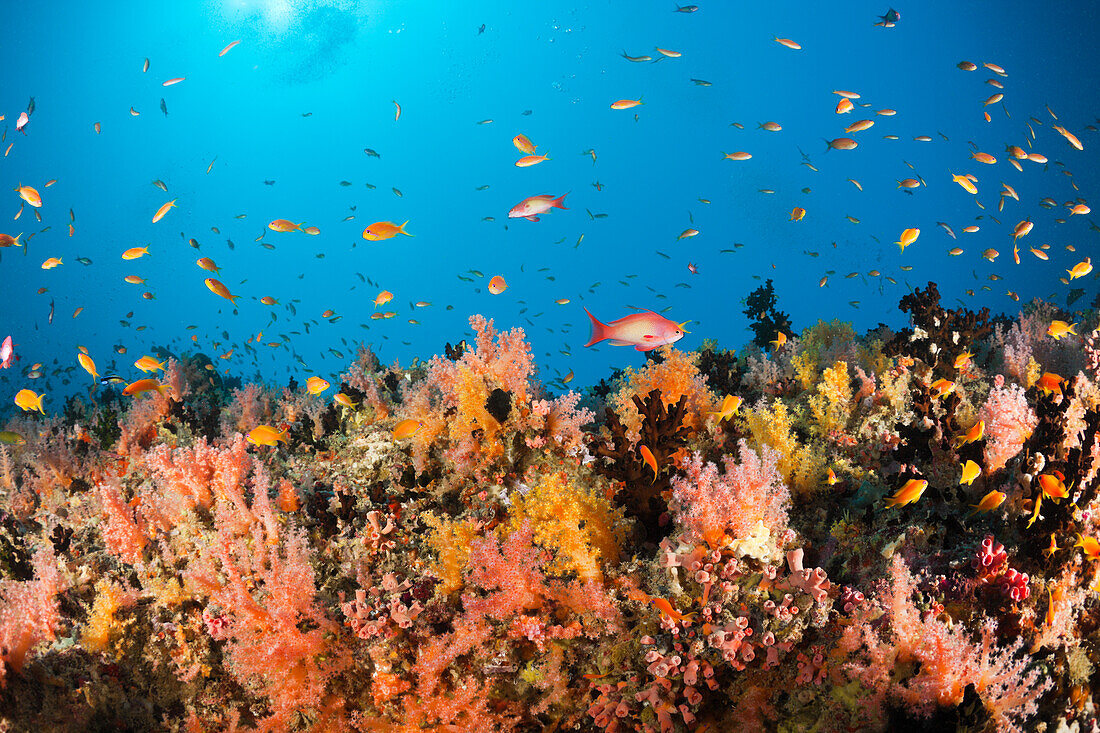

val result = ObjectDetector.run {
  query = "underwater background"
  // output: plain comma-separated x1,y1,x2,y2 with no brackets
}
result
2,1,1100,731
1,0,1098,394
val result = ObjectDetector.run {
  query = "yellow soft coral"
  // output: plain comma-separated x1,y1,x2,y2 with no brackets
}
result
610,346,718,442
741,400,825,497
424,514,478,595
81,580,135,654
809,361,853,436
508,471,622,582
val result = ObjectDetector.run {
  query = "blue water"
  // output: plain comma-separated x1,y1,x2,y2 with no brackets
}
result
2,0,1098,407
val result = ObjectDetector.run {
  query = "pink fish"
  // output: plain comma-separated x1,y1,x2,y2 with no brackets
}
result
15,112,29,135
584,309,688,351
0,335,13,368
508,192,568,222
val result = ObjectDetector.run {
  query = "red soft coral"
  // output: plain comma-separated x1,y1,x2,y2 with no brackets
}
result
0,547,64,686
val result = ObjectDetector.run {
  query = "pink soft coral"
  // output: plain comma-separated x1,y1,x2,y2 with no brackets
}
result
669,440,790,547
978,375,1039,472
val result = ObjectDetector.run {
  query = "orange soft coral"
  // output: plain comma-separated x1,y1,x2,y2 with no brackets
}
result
610,346,718,442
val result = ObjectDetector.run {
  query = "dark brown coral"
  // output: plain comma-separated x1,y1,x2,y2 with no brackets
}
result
884,282,993,380
591,389,690,541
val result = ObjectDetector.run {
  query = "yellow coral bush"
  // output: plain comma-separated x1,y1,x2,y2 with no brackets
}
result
424,514,479,595
809,361,853,436
741,400,826,497
610,346,718,442
508,471,622,582
81,580,134,654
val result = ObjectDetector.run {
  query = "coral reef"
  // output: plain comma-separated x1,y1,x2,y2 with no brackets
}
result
2,293,1100,731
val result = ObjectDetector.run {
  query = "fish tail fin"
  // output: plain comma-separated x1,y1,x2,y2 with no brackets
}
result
584,308,611,347
552,192,569,210
823,138,832,153
399,220,414,236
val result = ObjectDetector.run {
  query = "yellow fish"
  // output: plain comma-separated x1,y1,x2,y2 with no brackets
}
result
247,425,288,447
770,331,787,350
1038,472,1068,500
709,394,742,422
77,353,98,381
14,388,45,414
895,228,919,252
790,207,806,221
134,355,166,372
884,478,928,508
956,420,984,446
1075,534,1100,560
930,378,955,398
41,257,63,269
334,393,358,408
967,489,1004,516
951,173,978,194
959,460,982,486
1047,320,1077,340
953,351,974,370
1068,258,1093,280
122,246,149,260
306,376,330,395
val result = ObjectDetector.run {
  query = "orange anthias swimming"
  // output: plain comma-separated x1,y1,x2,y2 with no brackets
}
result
508,193,568,222
584,309,688,351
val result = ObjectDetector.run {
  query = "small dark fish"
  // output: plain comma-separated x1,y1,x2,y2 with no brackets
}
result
364,183,376,190
875,8,900,26
363,148,380,158
27,96,35,115
675,4,699,11
264,180,275,185
522,109,532,116
160,98,168,116
152,180,168,192
99,375,126,385
478,23,486,34
476,185,490,191
691,78,712,86
302,112,312,117
392,187,403,197
339,180,352,186
76,257,92,265
48,299,55,324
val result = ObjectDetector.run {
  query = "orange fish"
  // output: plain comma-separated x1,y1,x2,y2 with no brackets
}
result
930,378,955,398
967,489,1004,516
488,275,507,294
374,290,394,308
247,425,288,447
306,376,330,395
709,394,742,422
123,378,167,397
773,37,801,50
884,478,928,508
723,151,752,161
151,199,176,223
122,246,149,260
508,193,568,221
512,134,537,154
651,597,694,623
610,98,643,110
515,154,550,167
639,445,658,482
162,77,185,86
362,221,412,241
268,219,303,233
15,185,41,208
790,207,806,221
1037,372,1063,396
959,460,981,486
77,353,98,381
392,418,425,439
205,277,238,304
835,98,853,114
219,40,241,56
196,257,220,273
1038,472,1068,500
